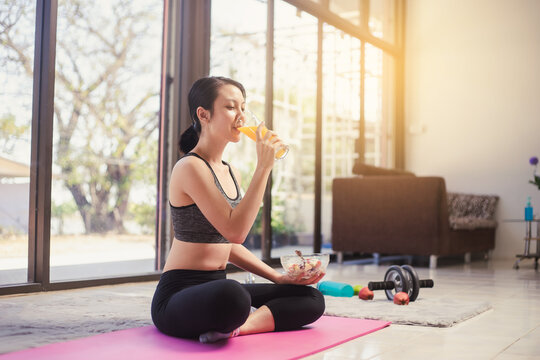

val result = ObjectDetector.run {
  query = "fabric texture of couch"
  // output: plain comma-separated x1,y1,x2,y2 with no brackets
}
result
331,164,498,268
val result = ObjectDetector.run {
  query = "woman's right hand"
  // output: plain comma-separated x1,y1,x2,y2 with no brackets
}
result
275,271,326,286
255,122,283,169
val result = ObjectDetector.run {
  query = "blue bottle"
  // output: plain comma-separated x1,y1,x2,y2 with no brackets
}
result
317,281,354,297
525,197,534,221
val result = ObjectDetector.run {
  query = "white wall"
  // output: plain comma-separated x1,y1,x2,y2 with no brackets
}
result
405,0,540,259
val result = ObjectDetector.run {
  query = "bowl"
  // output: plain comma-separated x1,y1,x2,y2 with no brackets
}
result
280,253,329,280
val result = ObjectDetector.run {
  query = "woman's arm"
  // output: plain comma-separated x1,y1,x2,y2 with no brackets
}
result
228,244,325,285
173,159,271,244
173,126,277,244
228,244,282,283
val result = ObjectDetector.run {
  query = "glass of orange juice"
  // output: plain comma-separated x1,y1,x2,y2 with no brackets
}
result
236,110,289,160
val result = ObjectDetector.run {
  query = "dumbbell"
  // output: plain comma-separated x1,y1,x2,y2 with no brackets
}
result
367,265,434,301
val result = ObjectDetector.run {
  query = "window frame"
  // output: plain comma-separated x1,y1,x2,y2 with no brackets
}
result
0,0,172,295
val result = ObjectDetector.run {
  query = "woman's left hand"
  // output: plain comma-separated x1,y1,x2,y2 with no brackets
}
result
274,271,326,286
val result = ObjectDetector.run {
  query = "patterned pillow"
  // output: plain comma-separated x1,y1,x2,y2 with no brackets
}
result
447,192,499,219
447,192,499,230
449,217,498,230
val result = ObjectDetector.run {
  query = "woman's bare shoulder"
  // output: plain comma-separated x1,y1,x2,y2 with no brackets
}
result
169,156,212,204
171,155,205,178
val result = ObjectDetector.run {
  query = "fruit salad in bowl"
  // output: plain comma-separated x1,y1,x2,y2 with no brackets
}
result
280,251,329,280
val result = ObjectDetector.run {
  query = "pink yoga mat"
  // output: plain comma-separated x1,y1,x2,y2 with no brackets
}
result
1,316,390,360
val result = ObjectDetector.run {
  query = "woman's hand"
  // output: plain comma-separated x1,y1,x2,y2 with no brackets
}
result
274,271,326,286
255,122,284,169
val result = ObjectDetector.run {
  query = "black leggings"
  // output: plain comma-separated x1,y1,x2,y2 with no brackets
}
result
151,269,325,339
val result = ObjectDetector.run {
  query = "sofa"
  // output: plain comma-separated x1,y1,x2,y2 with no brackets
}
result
331,163,499,268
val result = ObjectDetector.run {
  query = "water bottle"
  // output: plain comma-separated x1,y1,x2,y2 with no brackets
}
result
245,273,255,284
525,197,534,221
317,281,354,297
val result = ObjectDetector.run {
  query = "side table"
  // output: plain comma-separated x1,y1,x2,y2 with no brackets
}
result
504,219,540,269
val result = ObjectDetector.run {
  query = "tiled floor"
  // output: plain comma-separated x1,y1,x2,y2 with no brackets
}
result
293,259,540,360
1,258,539,359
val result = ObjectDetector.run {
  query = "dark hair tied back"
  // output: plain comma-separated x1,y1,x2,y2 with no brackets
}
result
178,76,246,155
178,126,199,156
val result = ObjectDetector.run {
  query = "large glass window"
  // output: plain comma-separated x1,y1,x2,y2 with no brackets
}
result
210,0,267,252
0,0,36,285
329,0,361,27
321,24,361,246
365,43,395,167
49,0,163,281
210,0,401,261
0,0,402,293
369,0,396,44
209,0,399,256
271,2,318,257
210,0,266,119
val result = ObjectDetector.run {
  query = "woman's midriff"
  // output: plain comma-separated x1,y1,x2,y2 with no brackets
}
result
162,239,232,272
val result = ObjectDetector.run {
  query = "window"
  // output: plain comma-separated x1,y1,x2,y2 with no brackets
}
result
0,0,165,291
209,0,402,257
0,0,402,293
271,1,318,257
49,0,163,281
210,0,267,119
369,0,396,44
329,0,362,26
364,43,395,167
210,0,267,251
0,0,36,285
321,24,361,244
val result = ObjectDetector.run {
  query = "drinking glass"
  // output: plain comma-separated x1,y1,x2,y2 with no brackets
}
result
236,109,289,160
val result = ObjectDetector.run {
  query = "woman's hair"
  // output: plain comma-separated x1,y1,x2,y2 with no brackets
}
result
179,76,246,155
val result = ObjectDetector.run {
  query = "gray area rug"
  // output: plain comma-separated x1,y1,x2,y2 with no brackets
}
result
0,281,492,354
0,283,156,354
323,295,492,327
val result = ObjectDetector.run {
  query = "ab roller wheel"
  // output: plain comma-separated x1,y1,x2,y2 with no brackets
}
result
367,265,404,299
367,265,434,301
402,265,420,301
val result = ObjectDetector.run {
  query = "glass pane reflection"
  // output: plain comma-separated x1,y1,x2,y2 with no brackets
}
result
50,0,162,281
329,0,361,26
365,43,395,167
369,0,396,44
271,2,318,257
210,0,267,251
0,0,36,285
321,24,361,248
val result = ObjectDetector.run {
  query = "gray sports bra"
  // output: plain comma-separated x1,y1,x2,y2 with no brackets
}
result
170,152,242,243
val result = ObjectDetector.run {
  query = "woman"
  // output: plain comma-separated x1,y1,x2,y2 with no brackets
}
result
151,76,325,343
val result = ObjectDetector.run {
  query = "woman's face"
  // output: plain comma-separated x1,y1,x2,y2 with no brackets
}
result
207,84,246,143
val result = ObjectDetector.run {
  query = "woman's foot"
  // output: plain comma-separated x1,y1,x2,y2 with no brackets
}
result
199,328,240,343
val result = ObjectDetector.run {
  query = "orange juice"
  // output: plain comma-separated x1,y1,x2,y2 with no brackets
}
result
238,126,288,159
237,126,259,141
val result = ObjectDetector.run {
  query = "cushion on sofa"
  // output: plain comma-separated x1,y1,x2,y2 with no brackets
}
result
352,162,416,177
447,192,499,230
448,217,498,230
